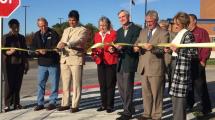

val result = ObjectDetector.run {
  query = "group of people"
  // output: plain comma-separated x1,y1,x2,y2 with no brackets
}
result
2,9,212,120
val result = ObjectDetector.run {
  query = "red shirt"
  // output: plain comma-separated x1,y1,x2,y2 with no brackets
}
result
192,26,211,63
91,30,118,65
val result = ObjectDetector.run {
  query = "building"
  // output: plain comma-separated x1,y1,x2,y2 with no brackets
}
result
200,0,215,58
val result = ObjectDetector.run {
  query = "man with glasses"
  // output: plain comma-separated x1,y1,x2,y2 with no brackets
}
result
31,17,60,111
134,10,169,120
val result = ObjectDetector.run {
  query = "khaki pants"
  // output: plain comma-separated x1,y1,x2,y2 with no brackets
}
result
142,76,164,119
60,64,83,108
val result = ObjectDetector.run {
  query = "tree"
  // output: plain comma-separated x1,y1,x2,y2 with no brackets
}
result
52,22,69,38
84,23,99,51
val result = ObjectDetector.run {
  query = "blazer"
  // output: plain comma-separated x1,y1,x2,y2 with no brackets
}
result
3,32,28,65
136,26,169,76
115,22,142,72
31,28,60,66
58,25,87,65
92,30,118,65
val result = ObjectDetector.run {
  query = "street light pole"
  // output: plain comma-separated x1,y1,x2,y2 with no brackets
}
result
22,5,29,37
57,17,64,24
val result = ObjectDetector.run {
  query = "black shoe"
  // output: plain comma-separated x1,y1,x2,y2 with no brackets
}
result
117,111,124,115
116,115,131,120
14,104,22,109
97,106,106,111
46,104,56,110
34,105,44,111
4,106,10,112
106,108,114,113
57,106,70,111
70,108,79,113
137,116,148,120
202,109,212,116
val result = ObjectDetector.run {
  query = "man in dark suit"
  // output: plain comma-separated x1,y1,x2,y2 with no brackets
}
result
115,10,141,120
134,10,169,120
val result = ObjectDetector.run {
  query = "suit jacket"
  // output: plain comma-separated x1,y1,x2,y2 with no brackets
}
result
115,22,142,72
3,32,28,65
58,25,87,65
31,28,60,66
92,30,118,65
136,26,169,76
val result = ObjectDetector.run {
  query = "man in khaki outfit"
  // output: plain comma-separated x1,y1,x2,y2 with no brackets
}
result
57,10,87,113
134,10,169,120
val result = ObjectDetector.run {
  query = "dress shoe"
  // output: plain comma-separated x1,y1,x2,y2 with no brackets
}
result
106,108,114,113
4,106,10,112
14,104,22,109
97,106,106,111
117,111,124,115
70,108,79,113
116,115,131,120
34,105,44,111
57,106,70,111
202,109,212,115
46,104,56,110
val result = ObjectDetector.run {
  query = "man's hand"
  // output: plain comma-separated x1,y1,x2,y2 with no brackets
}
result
144,43,153,51
6,48,16,55
38,49,46,55
164,47,171,53
114,45,123,50
57,42,67,49
200,61,206,67
133,46,140,52
170,44,178,53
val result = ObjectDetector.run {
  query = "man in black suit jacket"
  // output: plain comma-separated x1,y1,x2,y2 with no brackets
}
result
115,10,141,120
31,17,60,111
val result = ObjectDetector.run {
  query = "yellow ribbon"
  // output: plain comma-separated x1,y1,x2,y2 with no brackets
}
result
1,47,58,52
87,42,215,54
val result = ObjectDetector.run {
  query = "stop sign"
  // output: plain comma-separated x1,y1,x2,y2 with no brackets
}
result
0,0,20,18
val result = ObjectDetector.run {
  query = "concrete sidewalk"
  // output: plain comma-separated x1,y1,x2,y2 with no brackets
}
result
0,82,215,120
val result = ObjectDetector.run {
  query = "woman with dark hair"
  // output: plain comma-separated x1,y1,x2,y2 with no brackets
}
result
91,16,118,113
168,12,198,120
3,19,29,112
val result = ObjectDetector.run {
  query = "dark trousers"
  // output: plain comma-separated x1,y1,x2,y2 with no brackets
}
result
97,63,117,109
117,71,135,117
187,60,212,113
5,64,24,107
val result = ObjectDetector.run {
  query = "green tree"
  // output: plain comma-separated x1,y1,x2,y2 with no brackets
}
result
84,23,99,50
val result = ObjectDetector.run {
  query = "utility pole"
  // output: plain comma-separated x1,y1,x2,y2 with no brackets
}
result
22,5,30,37
57,17,64,24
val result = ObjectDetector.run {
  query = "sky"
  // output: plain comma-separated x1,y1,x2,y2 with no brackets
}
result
2,0,200,35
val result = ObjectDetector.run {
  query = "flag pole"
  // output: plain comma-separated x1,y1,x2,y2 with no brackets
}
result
130,0,132,21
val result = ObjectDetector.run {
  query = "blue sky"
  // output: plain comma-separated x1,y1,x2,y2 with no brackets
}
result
3,0,199,35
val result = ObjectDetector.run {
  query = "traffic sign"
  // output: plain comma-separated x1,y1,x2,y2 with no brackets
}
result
0,0,21,18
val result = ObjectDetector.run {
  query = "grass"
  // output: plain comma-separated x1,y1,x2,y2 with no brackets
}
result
206,58,215,65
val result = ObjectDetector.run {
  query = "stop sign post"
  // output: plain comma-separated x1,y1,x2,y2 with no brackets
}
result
0,0,21,112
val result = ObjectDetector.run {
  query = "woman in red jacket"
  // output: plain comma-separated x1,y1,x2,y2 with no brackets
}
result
92,16,118,113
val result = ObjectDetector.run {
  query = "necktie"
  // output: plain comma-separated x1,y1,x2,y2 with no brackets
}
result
41,33,46,43
147,30,152,41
